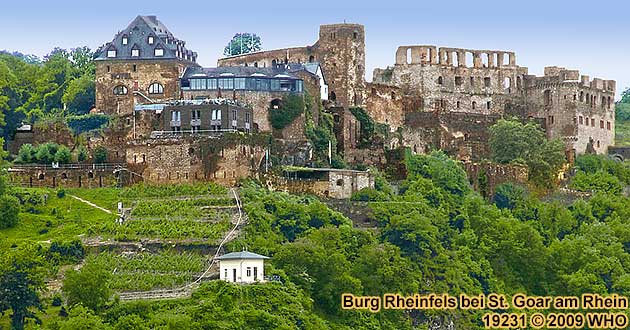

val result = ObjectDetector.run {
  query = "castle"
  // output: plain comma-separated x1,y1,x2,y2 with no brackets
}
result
11,15,616,191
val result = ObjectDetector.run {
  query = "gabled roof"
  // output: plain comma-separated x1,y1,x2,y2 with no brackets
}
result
216,251,270,260
95,15,197,62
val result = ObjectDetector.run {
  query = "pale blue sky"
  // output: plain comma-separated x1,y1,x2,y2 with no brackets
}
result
1,0,628,98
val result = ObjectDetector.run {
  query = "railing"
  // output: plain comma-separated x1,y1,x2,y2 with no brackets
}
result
149,129,240,139
190,119,201,126
9,163,125,171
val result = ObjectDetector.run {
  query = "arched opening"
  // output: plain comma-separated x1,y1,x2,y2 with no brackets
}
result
254,62,258,67
270,99,282,109
391,92,396,100
481,53,489,67
88,171,94,179
329,91,337,101
465,52,474,67
472,101,477,110
437,76,443,85
336,179,344,186
38,173,44,180
271,59,277,66
61,173,68,179
503,77,511,89
309,55,315,63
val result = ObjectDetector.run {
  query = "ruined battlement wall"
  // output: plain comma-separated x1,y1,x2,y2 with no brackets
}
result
394,45,518,69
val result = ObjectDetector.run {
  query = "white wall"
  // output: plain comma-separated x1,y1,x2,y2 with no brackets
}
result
220,259,266,283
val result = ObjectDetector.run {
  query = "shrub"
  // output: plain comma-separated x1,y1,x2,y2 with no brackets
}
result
51,294,63,307
93,146,107,164
77,146,88,163
15,143,36,163
54,145,72,164
0,195,20,229
57,189,66,198
268,94,304,130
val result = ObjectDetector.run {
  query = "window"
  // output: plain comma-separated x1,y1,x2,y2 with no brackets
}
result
437,76,443,85
600,120,604,129
113,85,128,95
585,117,589,126
234,78,246,90
470,77,475,87
106,65,110,72
218,78,234,89
154,48,164,57
148,36,154,45
207,79,217,90
192,125,200,133
246,267,252,277
212,109,222,120
245,112,250,123
579,116,583,124
131,49,140,57
122,36,128,45
107,49,117,58
171,111,181,122
591,118,595,127
456,101,460,109
484,77,491,88
472,101,477,109
148,82,164,94
486,101,491,110
132,64,137,72
455,76,462,86
607,121,611,130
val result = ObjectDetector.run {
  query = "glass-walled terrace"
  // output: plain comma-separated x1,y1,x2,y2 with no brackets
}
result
181,77,304,93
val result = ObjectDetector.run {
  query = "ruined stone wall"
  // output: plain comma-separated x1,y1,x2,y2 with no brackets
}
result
217,24,366,109
95,59,192,115
125,136,265,186
365,83,404,131
465,162,529,198
373,46,528,115
272,170,374,199
524,68,615,155
8,165,120,188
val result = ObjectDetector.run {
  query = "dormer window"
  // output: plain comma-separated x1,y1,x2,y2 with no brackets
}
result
131,49,140,57
148,36,154,45
122,36,128,45
154,48,164,57
148,82,164,94
107,49,117,58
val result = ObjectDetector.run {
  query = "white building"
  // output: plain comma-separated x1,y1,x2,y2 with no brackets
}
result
217,251,269,283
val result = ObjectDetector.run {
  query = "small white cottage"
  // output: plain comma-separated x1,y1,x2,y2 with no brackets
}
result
217,251,269,283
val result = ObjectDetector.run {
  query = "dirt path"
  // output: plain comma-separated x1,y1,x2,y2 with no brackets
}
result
68,194,114,214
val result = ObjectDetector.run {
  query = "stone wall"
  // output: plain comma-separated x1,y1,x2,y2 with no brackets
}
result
95,59,193,115
272,169,374,199
125,135,266,186
8,164,122,188
464,162,529,198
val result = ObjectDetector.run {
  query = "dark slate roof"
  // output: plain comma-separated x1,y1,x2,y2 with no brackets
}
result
95,15,197,62
216,251,270,260
181,62,321,80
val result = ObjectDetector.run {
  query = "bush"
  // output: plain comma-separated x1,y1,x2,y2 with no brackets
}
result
57,189,66,198
63,262,112,311
93,146,108,164
47,240,85,263
55,145,72,164
15,143,36,163
268,94,304,130
0,195,20,229
77,146,88,163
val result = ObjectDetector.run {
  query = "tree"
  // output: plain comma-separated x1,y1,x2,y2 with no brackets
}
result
62,74,95,114
93,146,107,164
489,119,566,188
15,143,36,163
55,145,72,163
57,305,111,330
0,249,45,330
77,145,88,163
493,183,528,210
223,33,262,57
0,195,20,229
63,261,112,311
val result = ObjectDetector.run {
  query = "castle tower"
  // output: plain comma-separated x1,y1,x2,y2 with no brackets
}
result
315,24,366,108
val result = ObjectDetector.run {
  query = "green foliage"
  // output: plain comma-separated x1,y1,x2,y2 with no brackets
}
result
489,119,566,188
16,143,36,163
56,305,112,330
0,195,20,229
223,33,262,56
16,142,72,164
268,94,304,130
0,247,45,330
575,154,630,184
67,113,110,134
92,146,107,164
404,150,471,197
351,188,391,201
570,170,623,194
493,183,528,210
62,74,95,115
130,198,233,218
63,261,112,311
349,107,388,148
46,240,85,264
77,145,88,163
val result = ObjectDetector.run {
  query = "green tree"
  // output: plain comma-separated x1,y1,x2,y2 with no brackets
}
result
77,145,88,163
55,145,72,163
62,74,95,114
0,249,45,330
93,146,107,164
57,305,111,330
15,143,36,163
493,183,528,210
489,119,566,188
63,261,112,311
223,33,262,56
0,195,20,229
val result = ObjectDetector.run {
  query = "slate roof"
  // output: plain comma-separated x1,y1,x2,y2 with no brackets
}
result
95,15,197,62
181,62,322,80
216,251,270,260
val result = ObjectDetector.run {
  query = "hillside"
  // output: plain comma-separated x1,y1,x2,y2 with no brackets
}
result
2,151,630,329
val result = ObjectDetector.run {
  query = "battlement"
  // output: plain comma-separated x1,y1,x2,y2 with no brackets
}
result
395,45,517,68
534,66,616,92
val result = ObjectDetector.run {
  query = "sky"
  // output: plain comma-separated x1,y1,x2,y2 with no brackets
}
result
1,0,628,99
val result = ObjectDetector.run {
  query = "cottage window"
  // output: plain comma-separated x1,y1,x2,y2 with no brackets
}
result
131,49,140,57
122,36,128,45
148,36,154,45
154,48,164,57
107,49,117,58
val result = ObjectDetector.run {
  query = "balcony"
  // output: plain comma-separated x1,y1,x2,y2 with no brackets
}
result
210,119,222,126
170,120,181,127
190,119,201,126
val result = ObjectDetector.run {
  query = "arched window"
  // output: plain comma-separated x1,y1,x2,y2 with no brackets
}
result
309,55,315,63
113,85,128,95
437,76,443,85
148,82,164,94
